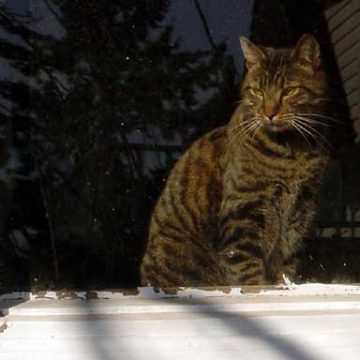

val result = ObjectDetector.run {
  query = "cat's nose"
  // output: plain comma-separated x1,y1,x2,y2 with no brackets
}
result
264,104,280,120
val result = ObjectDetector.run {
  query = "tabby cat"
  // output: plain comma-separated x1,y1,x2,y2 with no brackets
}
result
141,34,332,287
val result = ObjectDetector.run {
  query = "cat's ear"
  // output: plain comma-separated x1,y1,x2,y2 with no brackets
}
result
240,37,267,69
291,33,321,69
259,46,276,59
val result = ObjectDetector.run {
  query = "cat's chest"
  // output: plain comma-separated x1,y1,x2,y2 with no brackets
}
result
226,147,326,199
263,154,326,206
242,146,322,179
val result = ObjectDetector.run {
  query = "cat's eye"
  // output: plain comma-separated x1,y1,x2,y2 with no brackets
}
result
250,88,263,97
283,87,299,97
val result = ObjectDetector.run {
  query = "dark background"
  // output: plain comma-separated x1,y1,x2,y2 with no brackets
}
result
0,0,359,291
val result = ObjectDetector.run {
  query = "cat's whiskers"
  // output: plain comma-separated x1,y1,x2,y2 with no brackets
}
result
250,121,263,141
294,115,333,128
231,116,259,132
292,118,332,151
271,113,299,125
229,119,261,147
230,116,263,137
297,113,342,125
228,122,255,145
278,112,340,128
294,117,331,141
297,121,333,150
229,124,257,143
277,113,295,120
289,120,313,148
237,120,261,139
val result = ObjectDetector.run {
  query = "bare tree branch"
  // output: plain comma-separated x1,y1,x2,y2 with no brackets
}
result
193,0,216,51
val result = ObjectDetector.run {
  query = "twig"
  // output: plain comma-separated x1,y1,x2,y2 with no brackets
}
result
43,0,64,26
192,0,216,51
29,137,59,280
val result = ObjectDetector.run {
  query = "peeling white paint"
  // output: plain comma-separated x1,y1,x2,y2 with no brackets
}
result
262,283,360,296
2,283,360,302
0,319,8,333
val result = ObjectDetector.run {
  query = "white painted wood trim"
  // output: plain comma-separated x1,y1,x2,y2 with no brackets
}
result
1,283,360,317
1,284,360,360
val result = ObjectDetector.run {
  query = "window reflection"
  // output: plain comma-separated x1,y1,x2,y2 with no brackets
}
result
0,0,359,289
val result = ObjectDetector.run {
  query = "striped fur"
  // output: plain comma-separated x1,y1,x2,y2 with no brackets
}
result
141,34,331,287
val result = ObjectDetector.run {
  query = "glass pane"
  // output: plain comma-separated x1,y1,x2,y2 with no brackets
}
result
0,0,359,290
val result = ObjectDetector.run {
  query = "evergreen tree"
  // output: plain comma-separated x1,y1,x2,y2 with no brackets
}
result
0,0,237,288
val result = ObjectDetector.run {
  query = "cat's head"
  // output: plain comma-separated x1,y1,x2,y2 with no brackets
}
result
238,34,328,133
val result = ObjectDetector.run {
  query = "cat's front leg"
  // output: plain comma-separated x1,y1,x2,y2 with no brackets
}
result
278,185,319,282
218,198,268,285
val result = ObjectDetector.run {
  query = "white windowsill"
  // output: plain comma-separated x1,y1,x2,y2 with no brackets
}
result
1,283,360,360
